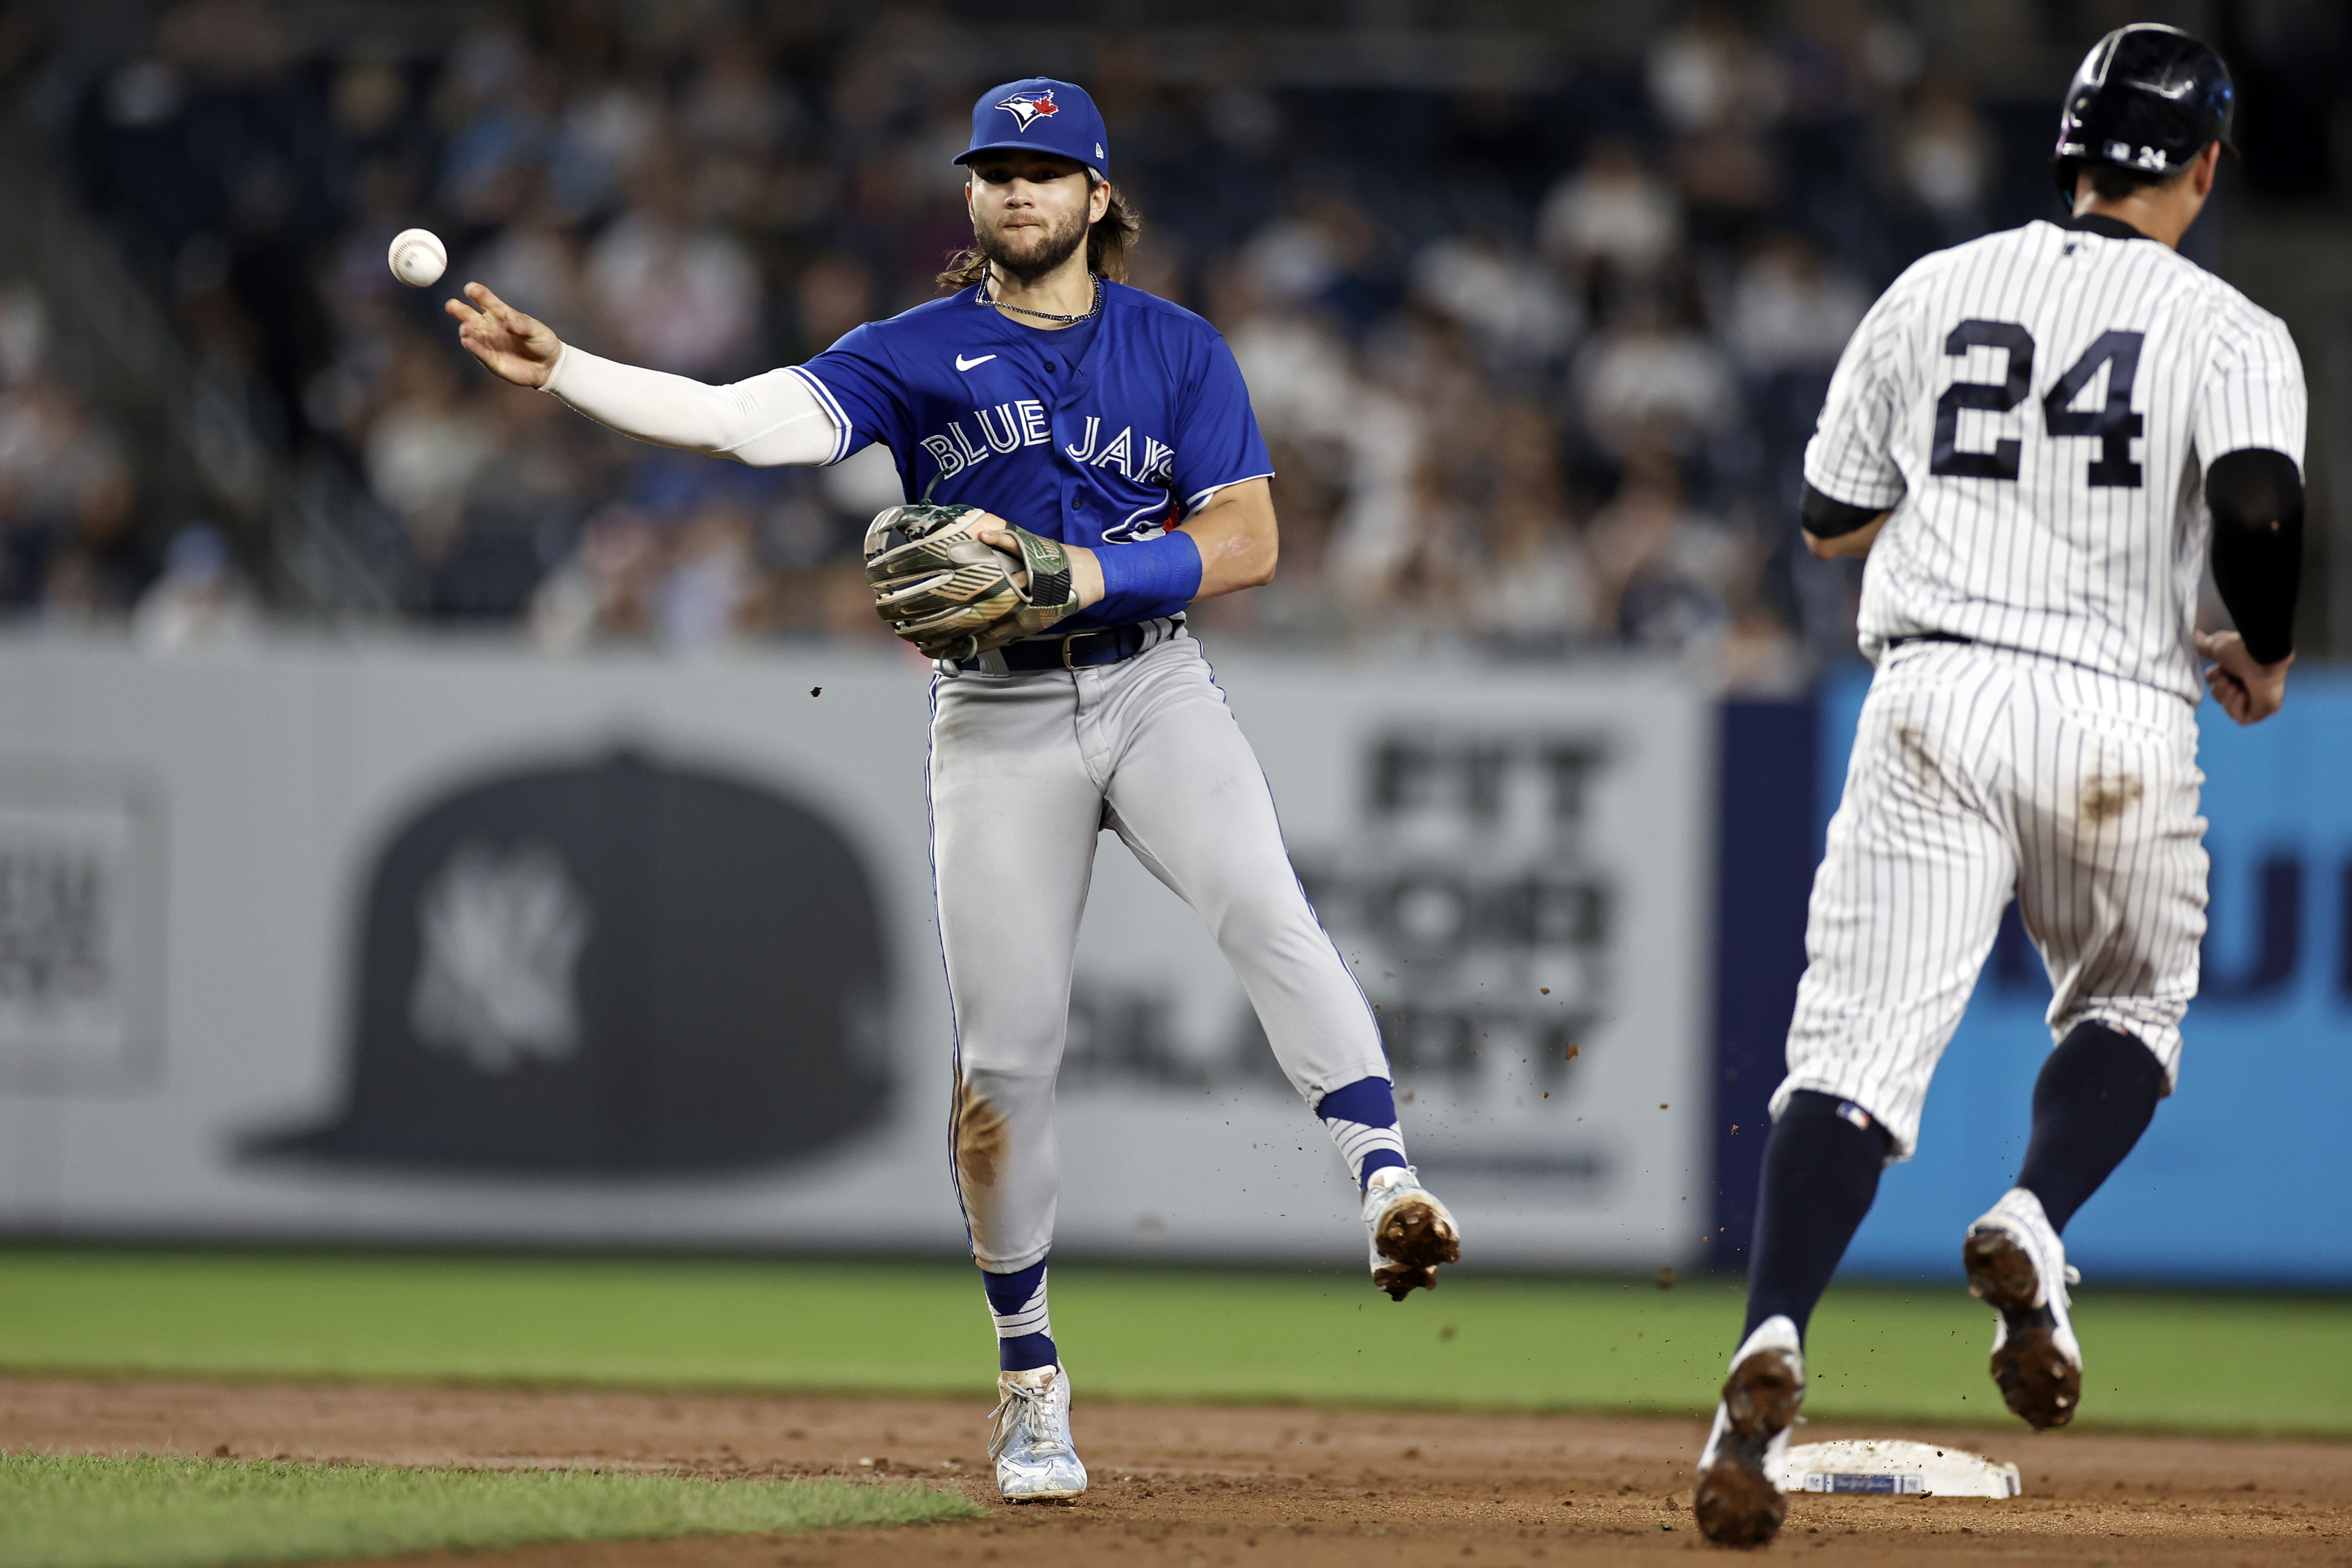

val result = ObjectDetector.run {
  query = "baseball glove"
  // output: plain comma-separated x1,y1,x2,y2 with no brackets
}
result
863,501,1079,661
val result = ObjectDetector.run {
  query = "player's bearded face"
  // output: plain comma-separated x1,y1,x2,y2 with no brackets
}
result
967,161,1091,284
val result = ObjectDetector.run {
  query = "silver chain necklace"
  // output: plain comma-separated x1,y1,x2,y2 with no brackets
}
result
980,274,1102,324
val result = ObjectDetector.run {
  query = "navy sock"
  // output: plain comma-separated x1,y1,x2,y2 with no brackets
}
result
1316,1075,1408,1189
1742,1090,1894,1344
2015,1022,2166,1233
980,1259,1056,1373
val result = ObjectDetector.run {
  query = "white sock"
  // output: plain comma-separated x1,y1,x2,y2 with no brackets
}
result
1324,1117,1408,1188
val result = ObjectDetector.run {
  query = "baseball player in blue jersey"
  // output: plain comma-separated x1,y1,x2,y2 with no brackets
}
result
449,77,1459,1503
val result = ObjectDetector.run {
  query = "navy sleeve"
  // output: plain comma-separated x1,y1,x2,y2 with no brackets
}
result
1170,329,1274,514
2207,447,2304,665
1800,482,1885,538
792,324,911,466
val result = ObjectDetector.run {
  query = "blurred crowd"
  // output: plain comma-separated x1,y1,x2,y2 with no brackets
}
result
3,0,2171,682
0,282,264,647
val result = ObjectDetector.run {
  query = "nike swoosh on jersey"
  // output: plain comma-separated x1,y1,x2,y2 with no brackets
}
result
955,354,998,371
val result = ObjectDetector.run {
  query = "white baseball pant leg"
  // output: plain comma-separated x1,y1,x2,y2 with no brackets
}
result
930,627,1390,1271
1774,643,2207,1157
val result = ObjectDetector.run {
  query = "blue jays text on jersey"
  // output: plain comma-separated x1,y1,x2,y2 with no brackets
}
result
787,280,1273,631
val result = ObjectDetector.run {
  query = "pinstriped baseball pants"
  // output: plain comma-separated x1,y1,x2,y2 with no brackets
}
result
1773,641,2208,1158
928,626,1390,1272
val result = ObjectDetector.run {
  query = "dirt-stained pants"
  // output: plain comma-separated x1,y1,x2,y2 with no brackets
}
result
1777,641,2207,1158
928,625,1388,1272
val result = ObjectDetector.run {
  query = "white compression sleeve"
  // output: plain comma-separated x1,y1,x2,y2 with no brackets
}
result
539,345,841,467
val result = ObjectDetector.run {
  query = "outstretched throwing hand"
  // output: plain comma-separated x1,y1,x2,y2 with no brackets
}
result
446,282,561,389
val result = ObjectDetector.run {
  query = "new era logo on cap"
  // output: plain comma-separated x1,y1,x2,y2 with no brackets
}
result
997,90,1059,130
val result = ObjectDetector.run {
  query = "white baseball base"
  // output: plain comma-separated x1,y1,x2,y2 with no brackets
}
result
1773,1439,2021,1498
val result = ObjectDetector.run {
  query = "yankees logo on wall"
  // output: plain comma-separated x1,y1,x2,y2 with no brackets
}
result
250,749,891,1174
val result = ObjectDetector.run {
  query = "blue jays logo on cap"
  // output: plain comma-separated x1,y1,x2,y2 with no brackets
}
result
996,89,1059,131
957,77,1110,176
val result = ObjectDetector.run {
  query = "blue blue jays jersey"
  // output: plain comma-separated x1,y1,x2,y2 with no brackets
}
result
787,281,1274,631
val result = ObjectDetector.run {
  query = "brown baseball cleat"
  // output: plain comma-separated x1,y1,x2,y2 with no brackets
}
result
1964,1191,2084,1431
1362,1166,1461,1300
1693,1317,1806,1548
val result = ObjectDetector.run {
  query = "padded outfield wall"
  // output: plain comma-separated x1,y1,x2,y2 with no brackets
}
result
0,637,1710,1273
1791,668,2352,1288
1702,662,2352,1288
0,636,2339,1285
1712,672,2352,1288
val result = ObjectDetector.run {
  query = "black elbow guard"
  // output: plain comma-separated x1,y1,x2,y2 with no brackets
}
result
1800,482,1885,539
2207,448,2304,666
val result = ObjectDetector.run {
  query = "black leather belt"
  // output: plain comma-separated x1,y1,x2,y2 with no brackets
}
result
954,617,1180,673
1887,631,1975,650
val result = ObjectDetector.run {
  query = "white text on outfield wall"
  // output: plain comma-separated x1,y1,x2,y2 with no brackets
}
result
0,637,1711,1268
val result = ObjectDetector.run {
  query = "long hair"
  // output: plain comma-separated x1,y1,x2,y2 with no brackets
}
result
936,174,1142,292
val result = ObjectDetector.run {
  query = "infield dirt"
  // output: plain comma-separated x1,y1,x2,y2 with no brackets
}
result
2,1376,2345,1567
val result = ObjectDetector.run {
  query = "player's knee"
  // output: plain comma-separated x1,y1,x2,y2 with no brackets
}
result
953,1008,1076,1069
1202,885,1316,957
2044,1020,2169,1095
1778,1089,1896,1163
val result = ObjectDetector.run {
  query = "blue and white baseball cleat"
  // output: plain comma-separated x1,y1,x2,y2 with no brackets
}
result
1964,1188,2084,1430
988,1364,1088,1501
1362,1165,1461,1300
1693,1314,1805,1548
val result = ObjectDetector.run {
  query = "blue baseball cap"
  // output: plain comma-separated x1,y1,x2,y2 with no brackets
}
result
956,78,1109,177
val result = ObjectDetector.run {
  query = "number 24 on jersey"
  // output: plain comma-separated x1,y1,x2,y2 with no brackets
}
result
1931,320,2145,488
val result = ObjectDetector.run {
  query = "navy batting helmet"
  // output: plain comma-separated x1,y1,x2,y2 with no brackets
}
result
2051,23,2235,198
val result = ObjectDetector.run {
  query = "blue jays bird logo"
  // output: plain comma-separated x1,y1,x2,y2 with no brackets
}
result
996,90,1059,131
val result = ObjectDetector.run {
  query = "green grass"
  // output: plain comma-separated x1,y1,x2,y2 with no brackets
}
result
0,1249,2345,1435
0,1451,974,1568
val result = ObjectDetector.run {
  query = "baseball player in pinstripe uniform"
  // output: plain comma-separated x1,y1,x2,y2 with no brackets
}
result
1695,25,2306,1547
448,77,1459,1506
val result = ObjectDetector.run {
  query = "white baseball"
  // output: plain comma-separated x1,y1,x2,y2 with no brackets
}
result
387,227,447,289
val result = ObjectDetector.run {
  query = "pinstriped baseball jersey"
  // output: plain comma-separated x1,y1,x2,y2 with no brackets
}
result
1807,216,2306,704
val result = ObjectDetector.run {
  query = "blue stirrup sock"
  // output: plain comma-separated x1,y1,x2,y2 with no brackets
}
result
980,1259,1056,1373
1317,1075,1409,1191
2016,1021,2166,1232
1741,1089,1893,1344
1090,527,1201,626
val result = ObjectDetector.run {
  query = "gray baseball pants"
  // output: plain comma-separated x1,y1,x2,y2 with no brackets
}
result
928,623,1389,1272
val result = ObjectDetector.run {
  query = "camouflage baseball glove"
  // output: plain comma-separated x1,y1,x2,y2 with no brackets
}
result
863,501,1079,661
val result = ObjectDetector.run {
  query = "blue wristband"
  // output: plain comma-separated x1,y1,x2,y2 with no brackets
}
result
1092,528,1202,625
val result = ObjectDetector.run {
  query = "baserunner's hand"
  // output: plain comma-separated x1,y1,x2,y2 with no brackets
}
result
447,283,562,389
2195,629,2291,725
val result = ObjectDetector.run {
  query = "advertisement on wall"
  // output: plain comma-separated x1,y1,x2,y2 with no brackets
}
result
0,640,1716,1271
0,761,165,1093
